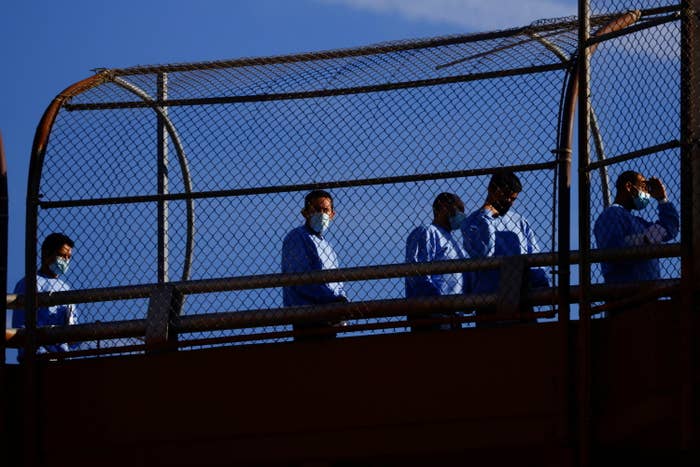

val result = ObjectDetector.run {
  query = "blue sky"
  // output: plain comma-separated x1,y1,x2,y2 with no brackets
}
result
1,0,576,292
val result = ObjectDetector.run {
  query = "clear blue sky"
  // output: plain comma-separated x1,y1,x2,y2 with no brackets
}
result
0,0,578,291
1,0,576,292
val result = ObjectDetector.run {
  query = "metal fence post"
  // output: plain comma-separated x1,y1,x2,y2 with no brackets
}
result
680,0,700,453
0,130,8,464
577,1,592,465
157,72,169,285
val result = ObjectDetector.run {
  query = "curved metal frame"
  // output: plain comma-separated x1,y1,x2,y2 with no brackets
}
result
23,70,197,357
527,31,611,209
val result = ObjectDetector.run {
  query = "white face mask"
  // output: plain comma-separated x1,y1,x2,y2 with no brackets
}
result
49,257,70,275
309,212,331,234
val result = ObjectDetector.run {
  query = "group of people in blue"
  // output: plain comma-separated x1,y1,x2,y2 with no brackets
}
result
11,169,680,352
280,169,679,336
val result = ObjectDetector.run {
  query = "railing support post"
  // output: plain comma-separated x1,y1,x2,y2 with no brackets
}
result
680,0,700,453
497,256,525,319
145,285,181,352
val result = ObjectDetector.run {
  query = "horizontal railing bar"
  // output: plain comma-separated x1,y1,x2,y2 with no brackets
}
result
9,319,147,345
38,161,557,209
585,140,680,171
13,278,680,348
34,310,564,357
15,294,502,347
175,309,560,349
35,343,146,361
585,11,680,47
64,63,569,111
86,277,670,342
5,244,681,309
174,293,501,333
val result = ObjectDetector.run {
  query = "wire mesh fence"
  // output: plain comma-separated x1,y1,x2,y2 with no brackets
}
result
10,0,694,358
581,1,684,316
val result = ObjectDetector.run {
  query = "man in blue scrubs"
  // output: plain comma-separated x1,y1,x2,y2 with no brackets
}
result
13,232,78,359
461,171,549,323
594,171,679,284
405,192,467,331
282,190,347,340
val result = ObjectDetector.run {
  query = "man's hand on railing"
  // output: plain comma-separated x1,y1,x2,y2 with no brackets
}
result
5,328,18,345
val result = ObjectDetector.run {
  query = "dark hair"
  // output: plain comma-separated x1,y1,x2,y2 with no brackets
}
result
41,233,74,261
615,170,641,192
488,170,522,194
433,192,457,212
304,190,334,209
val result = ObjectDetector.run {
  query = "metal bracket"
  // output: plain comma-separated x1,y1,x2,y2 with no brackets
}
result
145,285,183,351
496,256,526,319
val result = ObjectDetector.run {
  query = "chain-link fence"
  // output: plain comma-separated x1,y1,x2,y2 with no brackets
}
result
580,1,686,317
11,0,695,359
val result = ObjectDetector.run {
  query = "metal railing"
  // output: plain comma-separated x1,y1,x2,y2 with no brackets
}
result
5,243,681,357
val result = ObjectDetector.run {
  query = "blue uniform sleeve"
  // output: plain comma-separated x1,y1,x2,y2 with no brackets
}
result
405,227,440,297
522,219,550,288
461,210,495,258
595,203,679,250
658,201,680,242
281,230,346,304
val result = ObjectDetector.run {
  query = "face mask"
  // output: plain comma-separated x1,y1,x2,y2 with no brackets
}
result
491,199,513,217
49,257,70,276
632,188,651,210
309,212,331,234
449,211,467,231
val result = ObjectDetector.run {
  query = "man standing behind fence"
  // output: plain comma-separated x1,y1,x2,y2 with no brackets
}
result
405,192,467,331
12,232,78,358
281,190,347,340
594,171,679,284
460,171,549,316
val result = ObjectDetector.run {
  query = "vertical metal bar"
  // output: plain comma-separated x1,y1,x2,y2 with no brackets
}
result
589,108,611,208
577,0,592,465
0,130,8,462
680,0,699,451
556,57,575,467
556,61,574,318
21,71,106,467
0,131,6,362
156,73,179,348
24,108,44,467
157,72,169,284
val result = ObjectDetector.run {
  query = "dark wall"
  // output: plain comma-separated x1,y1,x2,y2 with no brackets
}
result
2,300,693,467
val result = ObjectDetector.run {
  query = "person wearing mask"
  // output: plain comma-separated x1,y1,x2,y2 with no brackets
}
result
594,171,679,283
281,190,347,340
12,232,78,358
460,171,549,323
405,192,468,331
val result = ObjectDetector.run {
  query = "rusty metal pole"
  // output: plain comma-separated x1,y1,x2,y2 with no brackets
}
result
557,7,642,464
577,0,592,465
23,71,109,467
556,50,575,467
680,0,699,453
